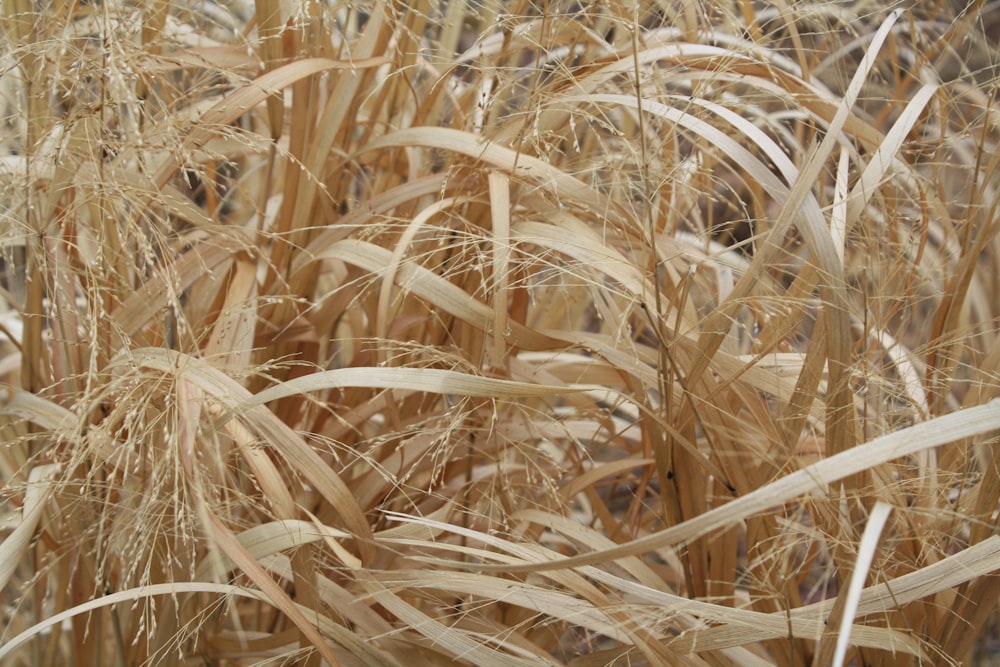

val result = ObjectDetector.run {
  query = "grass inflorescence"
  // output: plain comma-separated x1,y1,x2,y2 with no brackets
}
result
1,1,999,665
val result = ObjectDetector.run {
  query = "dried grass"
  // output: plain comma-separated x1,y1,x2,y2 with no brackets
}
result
1,1,999,665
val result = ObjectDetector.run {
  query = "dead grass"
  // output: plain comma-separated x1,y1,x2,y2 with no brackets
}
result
1,1,999,665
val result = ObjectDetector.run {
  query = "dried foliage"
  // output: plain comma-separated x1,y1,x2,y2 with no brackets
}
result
1,1,1000,665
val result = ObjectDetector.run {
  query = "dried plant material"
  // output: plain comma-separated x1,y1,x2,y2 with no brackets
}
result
1,2,999,666
829,501,893,667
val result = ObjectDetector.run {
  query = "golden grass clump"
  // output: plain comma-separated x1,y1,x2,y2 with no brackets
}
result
2,1,1000,665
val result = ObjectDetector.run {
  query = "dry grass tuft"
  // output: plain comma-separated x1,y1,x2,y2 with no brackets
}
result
1,1,1000,665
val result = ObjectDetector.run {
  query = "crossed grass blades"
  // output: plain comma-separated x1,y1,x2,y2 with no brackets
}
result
1,1,999,665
